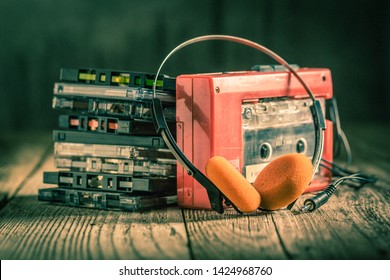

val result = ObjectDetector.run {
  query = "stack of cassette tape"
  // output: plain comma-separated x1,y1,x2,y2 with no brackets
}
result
39,68,178,211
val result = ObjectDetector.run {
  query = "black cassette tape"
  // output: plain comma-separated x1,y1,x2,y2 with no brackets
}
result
52,96,176,120
54,142,175,161
54,156,176,177
58,114,176,136
53,130,167,148
38,188,177,211
59,68,176,92
54,82,175,104
43,171,176,194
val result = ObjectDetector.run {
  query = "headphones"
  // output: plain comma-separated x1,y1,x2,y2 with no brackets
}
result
152,35,325,214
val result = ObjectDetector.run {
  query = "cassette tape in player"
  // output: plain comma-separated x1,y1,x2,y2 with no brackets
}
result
175,66,333,210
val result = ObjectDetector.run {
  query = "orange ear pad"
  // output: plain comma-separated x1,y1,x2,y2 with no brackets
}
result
253,153,313,210
205,156,261,213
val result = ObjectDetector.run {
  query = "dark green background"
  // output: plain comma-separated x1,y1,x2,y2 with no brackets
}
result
0,0,388,131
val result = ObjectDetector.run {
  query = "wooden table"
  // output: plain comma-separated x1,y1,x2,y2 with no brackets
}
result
0,123,389,260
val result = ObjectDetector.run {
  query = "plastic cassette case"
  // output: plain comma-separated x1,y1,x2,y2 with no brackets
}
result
54,156,176,177
176,67,333,210
52,96,176,121
53,130,167,148
54,142,175,161
58,114,176,136
38,188,177,211
59,68,176,92
43,171,176,194
54,82,175,103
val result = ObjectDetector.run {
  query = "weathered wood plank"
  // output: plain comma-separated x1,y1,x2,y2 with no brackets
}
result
0,197,190,260
184,209,288,259
271,183,389,259
184,181,389,260
0,133,191,260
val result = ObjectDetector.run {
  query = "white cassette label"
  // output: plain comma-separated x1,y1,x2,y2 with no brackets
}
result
245,163,267,183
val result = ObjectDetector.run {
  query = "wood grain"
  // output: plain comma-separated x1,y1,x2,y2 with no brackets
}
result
183,185,389,259
184,209,288,259
0,124,389,260
0,132,190,260
271,186,389,259
0,197,190,259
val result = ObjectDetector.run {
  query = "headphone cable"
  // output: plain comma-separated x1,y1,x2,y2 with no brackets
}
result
301,160,377,212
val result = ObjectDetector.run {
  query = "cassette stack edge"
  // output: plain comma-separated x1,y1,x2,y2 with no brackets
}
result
39,68,178,211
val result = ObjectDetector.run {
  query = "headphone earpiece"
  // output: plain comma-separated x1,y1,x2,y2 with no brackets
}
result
205,156,261,213
253,153,313,210
205,153,313,213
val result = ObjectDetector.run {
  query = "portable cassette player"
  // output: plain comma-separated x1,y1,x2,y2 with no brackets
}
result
175,66,333,210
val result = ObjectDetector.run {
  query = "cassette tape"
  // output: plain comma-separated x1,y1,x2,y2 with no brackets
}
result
43,171,176,194
52,96,176,121
54,142,175,161
38,187,177,211
176,67,333,210
58,114,175,136
54,156,176,177
54,82,175,103
53,130,167,148
242,98,325,183
59,68,176,92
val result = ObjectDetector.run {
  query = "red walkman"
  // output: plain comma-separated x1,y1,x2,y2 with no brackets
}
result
175,66,333,210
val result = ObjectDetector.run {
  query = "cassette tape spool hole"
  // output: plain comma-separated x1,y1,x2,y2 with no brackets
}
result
259,142,273,161
296,138,308,154
243,107,253,119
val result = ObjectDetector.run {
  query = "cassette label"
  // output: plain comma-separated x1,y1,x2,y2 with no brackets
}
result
53,96,176,120
54,156,176,177
43,171,176,194
59,68,176,92
53,130,167,148
54,142,175,161
38,188,177,211
58,114,176,136
54,83,175,103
